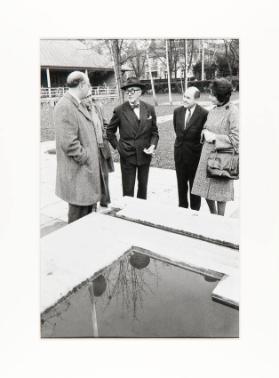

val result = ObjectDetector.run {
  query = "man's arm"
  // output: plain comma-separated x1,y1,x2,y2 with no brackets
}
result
106,108,120,149
55,104,88,165
173,108,177,134
150,105,159,148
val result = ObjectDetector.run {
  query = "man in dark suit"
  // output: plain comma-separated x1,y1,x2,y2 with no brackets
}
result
173,86,208,210
107,78,159,199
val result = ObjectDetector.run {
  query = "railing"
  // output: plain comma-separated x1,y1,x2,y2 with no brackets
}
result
41,86,117,99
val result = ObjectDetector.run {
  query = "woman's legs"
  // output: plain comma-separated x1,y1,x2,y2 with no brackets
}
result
206,199,217,214
217,201,226,216
206,199,227,215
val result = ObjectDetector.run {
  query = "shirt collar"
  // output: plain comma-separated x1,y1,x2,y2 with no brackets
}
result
129,100,140,108
186,104,196,113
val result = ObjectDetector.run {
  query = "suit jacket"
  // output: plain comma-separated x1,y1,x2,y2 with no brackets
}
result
54,92,101,206
107,100,159,166
173,104,208,168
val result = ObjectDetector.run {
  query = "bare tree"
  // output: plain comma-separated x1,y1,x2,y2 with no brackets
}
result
223,39,239,80
109,39,124,103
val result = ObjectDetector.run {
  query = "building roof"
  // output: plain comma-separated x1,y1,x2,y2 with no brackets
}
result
40,39,113,70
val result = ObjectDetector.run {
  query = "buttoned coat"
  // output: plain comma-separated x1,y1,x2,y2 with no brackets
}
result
173,104,208,172
107,100,159,166
191,102,239,201
54,92,101,206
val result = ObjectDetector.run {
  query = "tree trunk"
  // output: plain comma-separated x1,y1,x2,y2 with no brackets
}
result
110,40,124,104
224,40,232,81
146,51,158,106
184,39,187,91
188,39,194,73
201,40,205,80
165,40,173,105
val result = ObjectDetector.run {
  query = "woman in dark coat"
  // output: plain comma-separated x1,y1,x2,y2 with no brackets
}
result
83,95,114,207
191,78,239,216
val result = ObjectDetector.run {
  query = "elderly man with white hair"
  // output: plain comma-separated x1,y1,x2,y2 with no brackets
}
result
173,86,208,210
54,71,101,223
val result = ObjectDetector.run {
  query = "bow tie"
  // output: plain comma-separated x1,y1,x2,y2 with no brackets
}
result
130,103,139,109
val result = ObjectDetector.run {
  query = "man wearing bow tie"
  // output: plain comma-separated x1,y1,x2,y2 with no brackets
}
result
173,86,208,210
107,77,159,199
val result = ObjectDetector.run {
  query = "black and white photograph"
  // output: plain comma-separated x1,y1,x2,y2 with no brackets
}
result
1,1,279,377
40,38,240,338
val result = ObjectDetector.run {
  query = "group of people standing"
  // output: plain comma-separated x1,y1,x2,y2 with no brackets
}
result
54,71,239,224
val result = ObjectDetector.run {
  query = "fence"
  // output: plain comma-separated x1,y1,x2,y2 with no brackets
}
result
41,86,117,100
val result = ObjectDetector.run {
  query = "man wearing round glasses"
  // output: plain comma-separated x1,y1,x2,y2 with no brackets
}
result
107,77,159,199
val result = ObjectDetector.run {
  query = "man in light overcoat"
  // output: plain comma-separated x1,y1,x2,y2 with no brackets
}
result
54,71,101,223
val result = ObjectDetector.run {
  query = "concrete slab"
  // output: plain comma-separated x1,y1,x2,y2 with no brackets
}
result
41,213,239,313
41,201,68,223
212,273,240,308
40,214,54,226
114,197,239,249
41,219,67,238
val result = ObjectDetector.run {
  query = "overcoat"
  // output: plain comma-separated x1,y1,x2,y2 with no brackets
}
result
54,92,101,206
89,101,114,205
107,100,159,166
191,102,239,201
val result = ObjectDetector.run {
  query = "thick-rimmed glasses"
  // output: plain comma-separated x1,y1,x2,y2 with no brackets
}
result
125,88,141,95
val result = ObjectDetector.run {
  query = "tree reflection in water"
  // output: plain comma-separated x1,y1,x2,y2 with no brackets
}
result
95,252,160,320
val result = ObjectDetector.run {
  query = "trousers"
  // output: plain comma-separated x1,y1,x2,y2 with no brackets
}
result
120,157,150,200
68,203,97,224
175,159,201,210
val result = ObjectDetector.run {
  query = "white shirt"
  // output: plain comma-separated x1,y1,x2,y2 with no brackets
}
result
134,107,140,120
184,104,196,128
129,102,140,119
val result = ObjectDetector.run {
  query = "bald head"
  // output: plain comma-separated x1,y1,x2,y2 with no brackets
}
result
67,71,91,100
183,86,200,108
184,86,200,99
67,71,88,88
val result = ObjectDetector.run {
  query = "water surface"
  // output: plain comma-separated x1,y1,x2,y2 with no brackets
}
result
41,252,238,338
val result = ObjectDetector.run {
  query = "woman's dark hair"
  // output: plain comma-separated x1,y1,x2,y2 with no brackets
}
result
211,78,232,105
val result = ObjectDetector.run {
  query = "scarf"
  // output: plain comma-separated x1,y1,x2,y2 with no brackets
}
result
90,103,104,147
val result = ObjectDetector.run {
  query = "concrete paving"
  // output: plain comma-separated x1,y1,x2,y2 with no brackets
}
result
40,140,239,236
41,212,239,313
40,139,240,313
115,197,239,249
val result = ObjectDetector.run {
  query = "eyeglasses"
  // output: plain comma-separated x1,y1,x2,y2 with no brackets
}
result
125,89,141,95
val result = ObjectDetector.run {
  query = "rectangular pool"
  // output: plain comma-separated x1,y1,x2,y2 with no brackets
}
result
41,250,239,338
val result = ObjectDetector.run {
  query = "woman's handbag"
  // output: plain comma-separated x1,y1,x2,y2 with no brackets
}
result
207,147,239,180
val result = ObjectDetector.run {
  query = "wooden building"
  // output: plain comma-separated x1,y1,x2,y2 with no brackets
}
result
40,39,117,91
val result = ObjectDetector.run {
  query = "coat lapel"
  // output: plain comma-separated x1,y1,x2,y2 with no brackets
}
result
77,103,93,122
179,107,187,132
184,104,201,133
123,101,140,135
64,92,92,122
136,101,148,137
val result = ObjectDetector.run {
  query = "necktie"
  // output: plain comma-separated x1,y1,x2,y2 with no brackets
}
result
130,103,139,109
184,108,191,129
